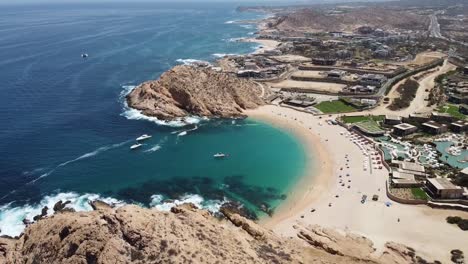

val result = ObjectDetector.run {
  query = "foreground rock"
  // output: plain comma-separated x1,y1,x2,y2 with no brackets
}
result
126,65,264,121
0,202,441,263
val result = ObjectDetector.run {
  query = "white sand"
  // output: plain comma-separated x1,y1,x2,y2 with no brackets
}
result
248,105,468,263
242,38,280,54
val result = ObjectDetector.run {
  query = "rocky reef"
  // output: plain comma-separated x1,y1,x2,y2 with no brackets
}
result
126,65,264,121
0,201,440,264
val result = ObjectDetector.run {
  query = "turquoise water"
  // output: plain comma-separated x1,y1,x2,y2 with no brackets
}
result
435,142,468,169
0,3,309,236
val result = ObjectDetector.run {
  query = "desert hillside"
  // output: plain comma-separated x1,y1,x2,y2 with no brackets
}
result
270,7,429,33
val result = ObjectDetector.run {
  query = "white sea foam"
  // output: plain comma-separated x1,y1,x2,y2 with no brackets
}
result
225,37,246,43
239,24,253,29
149,194,224,213
212,53,238,58
0,192,125,237
120,85,203,127
247,32,256,36
224,20,236,24
177,131,187,137
175,59,211,66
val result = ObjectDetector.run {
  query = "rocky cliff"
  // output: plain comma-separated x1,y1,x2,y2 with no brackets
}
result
126,65,264,121
0,201,438,264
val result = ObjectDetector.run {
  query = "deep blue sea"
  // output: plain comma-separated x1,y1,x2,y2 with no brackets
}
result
0,2,308,236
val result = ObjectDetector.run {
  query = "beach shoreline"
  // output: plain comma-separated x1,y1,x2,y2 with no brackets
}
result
246,105,468,262
245,107,334,228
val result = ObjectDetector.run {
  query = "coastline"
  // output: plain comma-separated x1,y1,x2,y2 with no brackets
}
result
245,107,334,228
246,105,468,262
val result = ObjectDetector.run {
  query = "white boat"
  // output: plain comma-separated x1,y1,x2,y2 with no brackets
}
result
136,134,152,141
130,143,142,150
213,153,227,158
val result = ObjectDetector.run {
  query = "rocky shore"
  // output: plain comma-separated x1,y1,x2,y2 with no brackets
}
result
0,200,439,264
126,65,264,121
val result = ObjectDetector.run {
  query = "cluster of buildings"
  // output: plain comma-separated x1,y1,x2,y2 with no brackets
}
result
234,55,287,79
386,112,468,137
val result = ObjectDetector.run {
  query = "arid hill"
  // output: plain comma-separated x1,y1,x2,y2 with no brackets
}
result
0,201,439,264
126,65,263,121
268,7,429,33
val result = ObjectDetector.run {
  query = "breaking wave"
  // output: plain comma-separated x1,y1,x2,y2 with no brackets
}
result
212,53,238,58
0,192,125,237
175,58,211,66
149,194,225,213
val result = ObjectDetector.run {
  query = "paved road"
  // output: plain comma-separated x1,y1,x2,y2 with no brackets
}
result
428,14,444,39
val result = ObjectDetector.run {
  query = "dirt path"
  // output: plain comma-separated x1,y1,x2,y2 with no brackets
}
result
348,60,456,117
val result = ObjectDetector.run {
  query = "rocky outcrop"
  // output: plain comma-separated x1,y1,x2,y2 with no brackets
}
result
126,65,264,121
296,224,440,264
0,202,440,264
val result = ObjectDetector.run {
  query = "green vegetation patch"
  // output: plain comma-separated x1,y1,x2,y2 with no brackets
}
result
354,120,385,135
341,115,384,124
411,188,428,200
436,104,467,120
315,100,357,113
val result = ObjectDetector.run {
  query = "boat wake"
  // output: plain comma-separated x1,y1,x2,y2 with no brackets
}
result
0,192,125,237
28,140,130,185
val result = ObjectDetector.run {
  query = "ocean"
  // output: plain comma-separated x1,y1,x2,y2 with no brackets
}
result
0,2,308,236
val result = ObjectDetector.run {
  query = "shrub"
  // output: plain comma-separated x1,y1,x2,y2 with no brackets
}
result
446,216,462,224
388,79,420,110
457,219,468,231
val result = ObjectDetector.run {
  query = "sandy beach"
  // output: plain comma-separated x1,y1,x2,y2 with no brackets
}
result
242,38,280,54
248,104,468,263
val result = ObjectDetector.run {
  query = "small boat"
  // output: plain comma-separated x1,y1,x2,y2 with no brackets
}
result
81,53,88,58
213,153,227,158
136,134,152,141
130,143,142,150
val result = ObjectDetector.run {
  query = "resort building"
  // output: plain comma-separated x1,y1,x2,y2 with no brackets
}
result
384,115,402,125
426,178,464,199
406,113,430,123
460,104,468,115
450,120,468,133
392,160,426,178
431,112,455,123
391,171,421,188
359,74,387,87
283,99,315,108
422,121,448,135
312,58,336,66
327,70,346,79
392,123,417,136
346,85,376,94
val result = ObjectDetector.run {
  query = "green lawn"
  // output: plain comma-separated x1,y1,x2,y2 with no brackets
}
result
315,100,357,113
436,104,467,120
411,188,429,200
341,115,384,124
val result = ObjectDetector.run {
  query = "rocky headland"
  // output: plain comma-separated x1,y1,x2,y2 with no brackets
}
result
0,201,439,264
126,65,264,121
